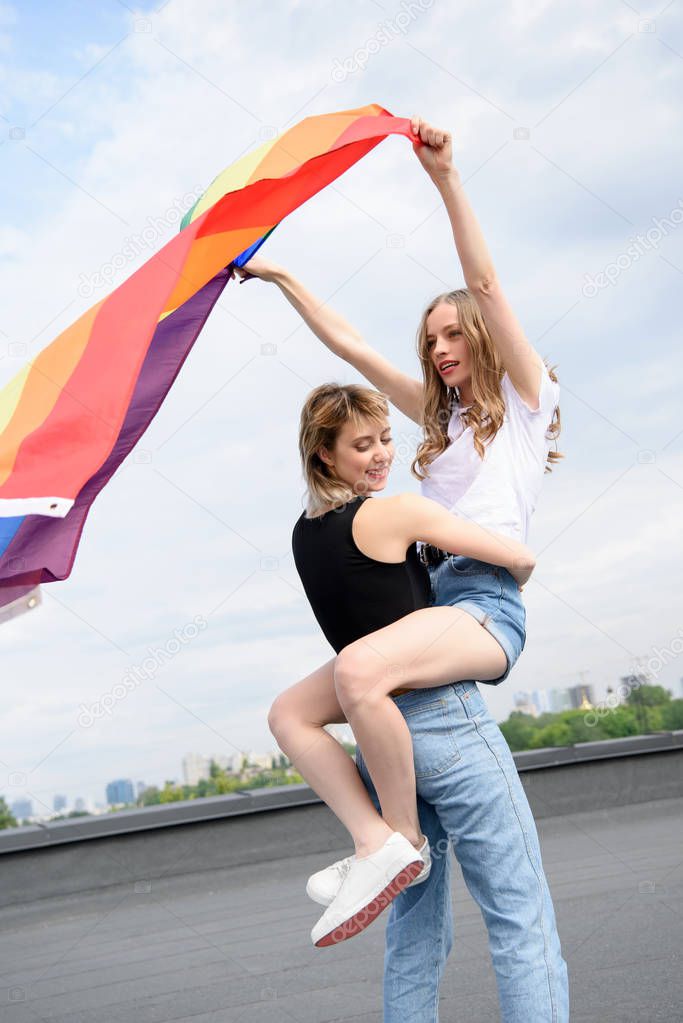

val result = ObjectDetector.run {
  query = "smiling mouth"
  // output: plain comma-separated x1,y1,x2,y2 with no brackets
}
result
439,360,460,374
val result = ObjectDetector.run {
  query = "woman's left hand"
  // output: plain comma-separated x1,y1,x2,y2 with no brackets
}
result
410,115,454,181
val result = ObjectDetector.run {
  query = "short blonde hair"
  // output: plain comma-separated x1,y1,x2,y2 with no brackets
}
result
298,383,390,517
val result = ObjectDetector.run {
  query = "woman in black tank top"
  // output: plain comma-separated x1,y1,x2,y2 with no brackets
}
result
269,383,535,892
291,494,432,657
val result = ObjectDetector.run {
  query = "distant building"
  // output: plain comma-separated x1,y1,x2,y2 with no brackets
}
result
53,794,67,813
513,691,538,717
136,781,147,797
549,688,573,713
73,797,87,813
182,753,208,786
568,684,595,709
248,753,275,770
577,688,594,710
213,754,243,773
105,779,135,806
530,690,550,716
11,798,33,820
182,753,246,785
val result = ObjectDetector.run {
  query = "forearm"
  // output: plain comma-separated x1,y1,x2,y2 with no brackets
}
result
271,266,360,356
450,519,534,572
406,494,533,570
433,168,496,289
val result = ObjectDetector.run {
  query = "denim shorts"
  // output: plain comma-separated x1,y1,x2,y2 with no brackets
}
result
426,554,526,685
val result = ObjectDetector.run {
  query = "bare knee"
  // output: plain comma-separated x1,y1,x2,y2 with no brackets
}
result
334,645,383,709
268,694,296,743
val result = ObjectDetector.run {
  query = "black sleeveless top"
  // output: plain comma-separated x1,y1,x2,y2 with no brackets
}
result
291,495,432,654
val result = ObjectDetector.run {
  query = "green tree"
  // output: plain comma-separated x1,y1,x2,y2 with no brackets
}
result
0,797,17,830
138,785,161,806
563,711,602,745
597,706,640,739
496,682,680,753
530,721,573,749
626,684,672,707
159,781,185,803
659,699,683,730
500,712,537,751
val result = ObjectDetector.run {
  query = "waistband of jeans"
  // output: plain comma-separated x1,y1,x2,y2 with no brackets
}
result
390,680,478,705
451,680,478,696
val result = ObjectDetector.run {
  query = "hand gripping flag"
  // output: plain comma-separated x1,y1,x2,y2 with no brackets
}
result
0,103,418,622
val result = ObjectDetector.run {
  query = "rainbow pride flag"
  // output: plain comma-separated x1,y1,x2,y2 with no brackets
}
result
0,103,417,621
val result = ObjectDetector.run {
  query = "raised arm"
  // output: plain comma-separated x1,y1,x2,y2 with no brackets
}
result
235,256,424,424
411,116,545,411
393,492,535,588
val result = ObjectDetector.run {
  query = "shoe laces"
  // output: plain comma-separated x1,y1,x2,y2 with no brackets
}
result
333,856,354,880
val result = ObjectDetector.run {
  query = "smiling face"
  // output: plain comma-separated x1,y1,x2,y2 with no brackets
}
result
425,301,473,399
318,415,394,495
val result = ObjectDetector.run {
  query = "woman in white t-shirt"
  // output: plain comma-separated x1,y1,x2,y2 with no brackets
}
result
235,114,562,694
229,119,565,933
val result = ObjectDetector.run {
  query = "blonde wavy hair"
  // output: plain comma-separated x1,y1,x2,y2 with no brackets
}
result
411,289,563,480
299,382,391,518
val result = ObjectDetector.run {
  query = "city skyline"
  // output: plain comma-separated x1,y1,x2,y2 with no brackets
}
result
5,669,681,817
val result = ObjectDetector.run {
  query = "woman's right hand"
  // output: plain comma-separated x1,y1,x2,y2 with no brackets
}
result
232,255,281,283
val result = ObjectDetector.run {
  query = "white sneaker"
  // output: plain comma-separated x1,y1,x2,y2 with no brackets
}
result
310,831,425,948
306,834,431,907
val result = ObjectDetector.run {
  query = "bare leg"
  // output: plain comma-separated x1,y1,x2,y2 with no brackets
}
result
268,657,399,856
334,605,507,852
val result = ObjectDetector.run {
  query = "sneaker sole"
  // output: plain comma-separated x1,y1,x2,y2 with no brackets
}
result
307,858,429,908
407,860,431,887
313,859,423,948
308,840,431,907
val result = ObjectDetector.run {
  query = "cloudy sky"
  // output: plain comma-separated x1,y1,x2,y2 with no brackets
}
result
1,0,682,814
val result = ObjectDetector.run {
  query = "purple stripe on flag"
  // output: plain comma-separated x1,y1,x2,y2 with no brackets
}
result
0,266,231,609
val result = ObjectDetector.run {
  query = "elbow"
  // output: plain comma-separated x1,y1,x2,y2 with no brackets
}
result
512,543,536,572
518,552,536,573
470,274,498,296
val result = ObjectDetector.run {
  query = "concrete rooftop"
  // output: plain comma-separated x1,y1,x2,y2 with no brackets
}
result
1,739,681,1022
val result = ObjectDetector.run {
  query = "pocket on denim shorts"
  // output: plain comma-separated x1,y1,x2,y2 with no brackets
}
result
447,555,499,578
403,697,461,779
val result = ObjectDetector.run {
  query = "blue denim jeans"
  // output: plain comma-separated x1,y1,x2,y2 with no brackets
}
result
355,681,569,1022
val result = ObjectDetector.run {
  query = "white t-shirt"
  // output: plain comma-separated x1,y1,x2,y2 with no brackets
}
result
420,363,560,544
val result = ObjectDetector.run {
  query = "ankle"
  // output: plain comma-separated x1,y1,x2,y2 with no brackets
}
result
385,823,424,850
354,825,426,858
354,821,393,858
406,830,426,851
